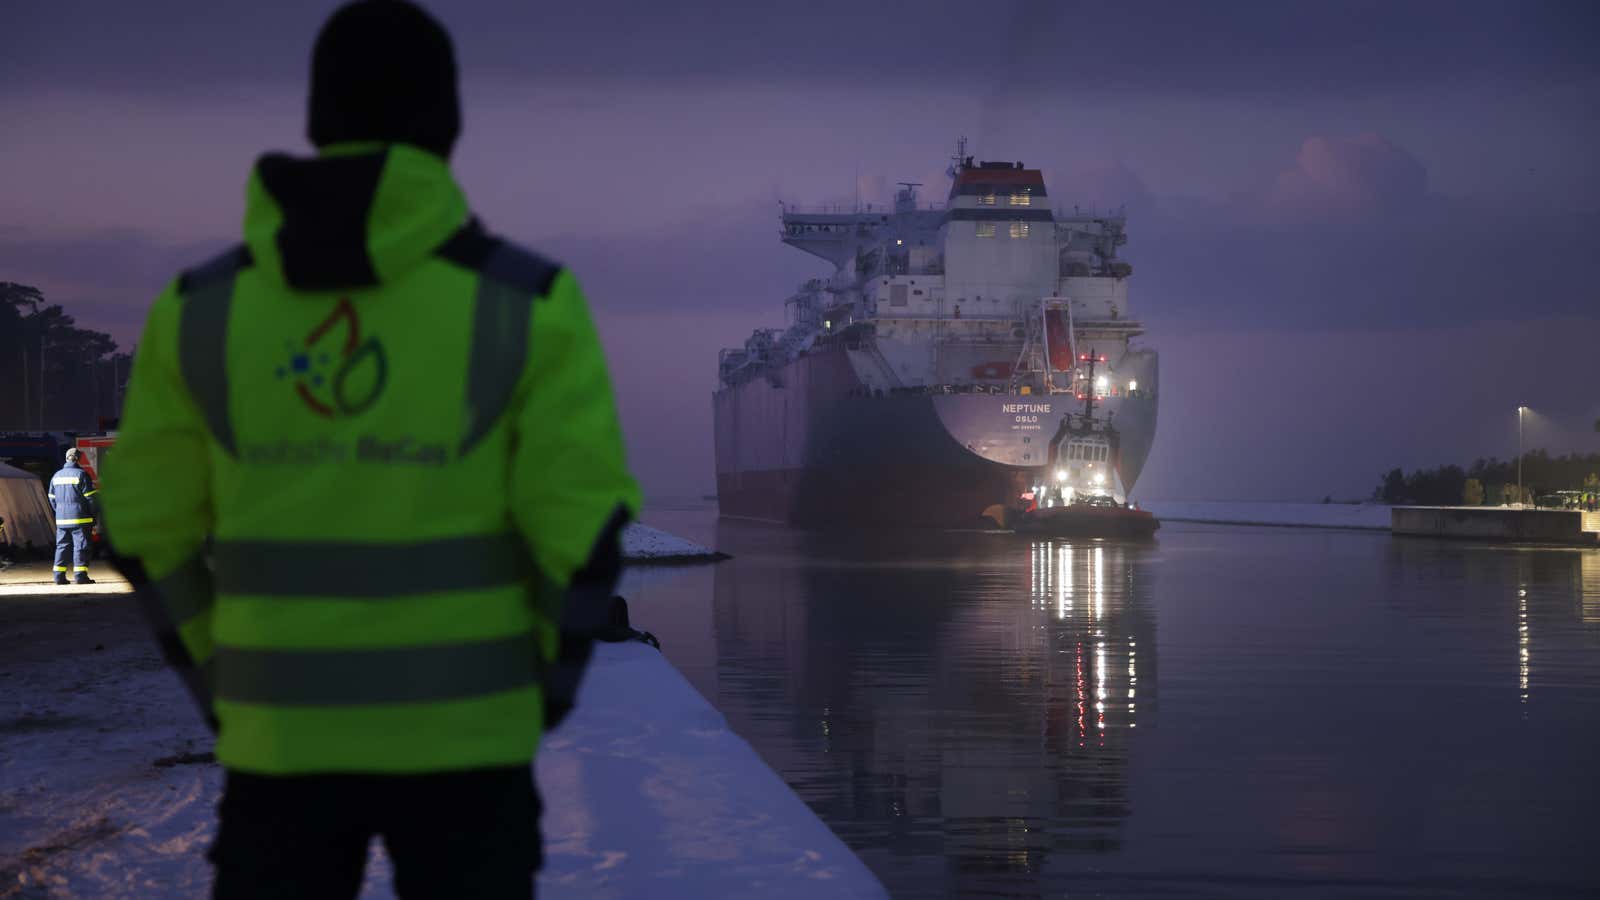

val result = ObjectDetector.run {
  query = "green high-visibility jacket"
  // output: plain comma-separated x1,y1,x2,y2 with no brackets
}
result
102,143,640,775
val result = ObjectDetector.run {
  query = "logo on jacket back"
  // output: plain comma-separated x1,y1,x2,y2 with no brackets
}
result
278,297,388,418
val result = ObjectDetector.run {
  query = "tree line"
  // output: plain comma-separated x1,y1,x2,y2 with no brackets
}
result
1374,450,1600,506
2,283,130,432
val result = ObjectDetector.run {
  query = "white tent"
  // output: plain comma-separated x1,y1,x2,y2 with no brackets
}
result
0,462,54,553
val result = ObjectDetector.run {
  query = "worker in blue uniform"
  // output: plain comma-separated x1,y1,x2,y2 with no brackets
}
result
49,447,98,585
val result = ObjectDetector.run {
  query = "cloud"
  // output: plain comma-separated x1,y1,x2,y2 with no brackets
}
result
1134,206,1600,331
1047,133,1430,226
7,1,1595,98
1047,163,1155,216
532,200,824,319
1080,134,1600,331
0,227,228,346
1136,316,1600,502
1264,133,1428,222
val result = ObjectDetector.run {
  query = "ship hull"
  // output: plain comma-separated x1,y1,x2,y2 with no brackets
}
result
714,345,1156,527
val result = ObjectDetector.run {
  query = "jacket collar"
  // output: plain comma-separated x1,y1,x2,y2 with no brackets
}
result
243,143,469,291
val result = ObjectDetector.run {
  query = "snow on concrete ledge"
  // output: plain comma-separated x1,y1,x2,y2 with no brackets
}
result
0,602,881,897
621,523,728,564
536,642,887,898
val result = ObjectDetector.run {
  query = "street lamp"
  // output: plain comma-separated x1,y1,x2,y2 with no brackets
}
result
1517,406,1527,508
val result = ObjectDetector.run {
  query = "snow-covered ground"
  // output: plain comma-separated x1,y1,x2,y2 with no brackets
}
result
0,563,130,595
0,518,726,595
621,523,726,563
1140,500,1392,531
0,592,878,898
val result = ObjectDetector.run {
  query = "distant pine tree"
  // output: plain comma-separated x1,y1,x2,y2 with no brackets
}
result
1379,453,1600,505
1377,468,1406,504
0,285,129,430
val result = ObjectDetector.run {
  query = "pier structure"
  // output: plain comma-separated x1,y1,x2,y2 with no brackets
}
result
1391,506,1600,545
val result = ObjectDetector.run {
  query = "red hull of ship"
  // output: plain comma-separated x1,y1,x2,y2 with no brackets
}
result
714,346,1030,528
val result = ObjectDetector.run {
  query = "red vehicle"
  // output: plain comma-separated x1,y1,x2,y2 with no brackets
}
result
73,433,116,485
73,433,117,554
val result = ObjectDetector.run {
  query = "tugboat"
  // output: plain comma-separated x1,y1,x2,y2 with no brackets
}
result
1002,351,1159,539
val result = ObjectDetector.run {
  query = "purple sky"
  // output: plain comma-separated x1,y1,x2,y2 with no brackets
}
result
4,1,1597,501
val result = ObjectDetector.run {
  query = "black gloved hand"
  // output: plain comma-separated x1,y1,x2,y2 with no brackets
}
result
543,630,594,732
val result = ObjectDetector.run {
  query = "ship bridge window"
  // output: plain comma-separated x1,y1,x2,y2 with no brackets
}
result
1009,221,1030,239
976,222,997,238
1009,190,1032,206
1069,443,1109,462
978,193,997,206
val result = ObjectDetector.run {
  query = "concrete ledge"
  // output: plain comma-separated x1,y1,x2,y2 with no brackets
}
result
0,596,884,897
536,642,887,898
622,523,730,564
1390,506,1598,545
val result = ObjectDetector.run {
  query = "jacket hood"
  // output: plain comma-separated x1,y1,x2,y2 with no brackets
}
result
243,143,468,291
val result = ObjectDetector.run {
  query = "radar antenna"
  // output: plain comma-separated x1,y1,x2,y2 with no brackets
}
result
895,182,923,212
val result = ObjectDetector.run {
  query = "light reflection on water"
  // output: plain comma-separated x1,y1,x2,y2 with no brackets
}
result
627,511,1600,898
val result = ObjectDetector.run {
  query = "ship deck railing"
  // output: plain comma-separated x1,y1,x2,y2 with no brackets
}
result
781,202,946,216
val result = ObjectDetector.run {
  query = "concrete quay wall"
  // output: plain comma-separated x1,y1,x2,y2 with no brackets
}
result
1391,506,1598,545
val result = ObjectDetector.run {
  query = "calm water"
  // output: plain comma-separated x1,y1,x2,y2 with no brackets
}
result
626,509,1600,898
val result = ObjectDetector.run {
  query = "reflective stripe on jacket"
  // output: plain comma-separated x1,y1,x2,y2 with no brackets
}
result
49,463,97,525
102,143,640,775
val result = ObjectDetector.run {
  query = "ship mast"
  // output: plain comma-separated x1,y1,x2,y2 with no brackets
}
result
1079,351,1106,421
948,136,968,177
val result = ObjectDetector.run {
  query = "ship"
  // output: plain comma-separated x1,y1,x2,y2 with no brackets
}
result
714,140,1158,527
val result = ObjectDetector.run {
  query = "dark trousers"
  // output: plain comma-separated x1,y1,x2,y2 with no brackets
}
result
53,526,90,574
210,766,542,900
